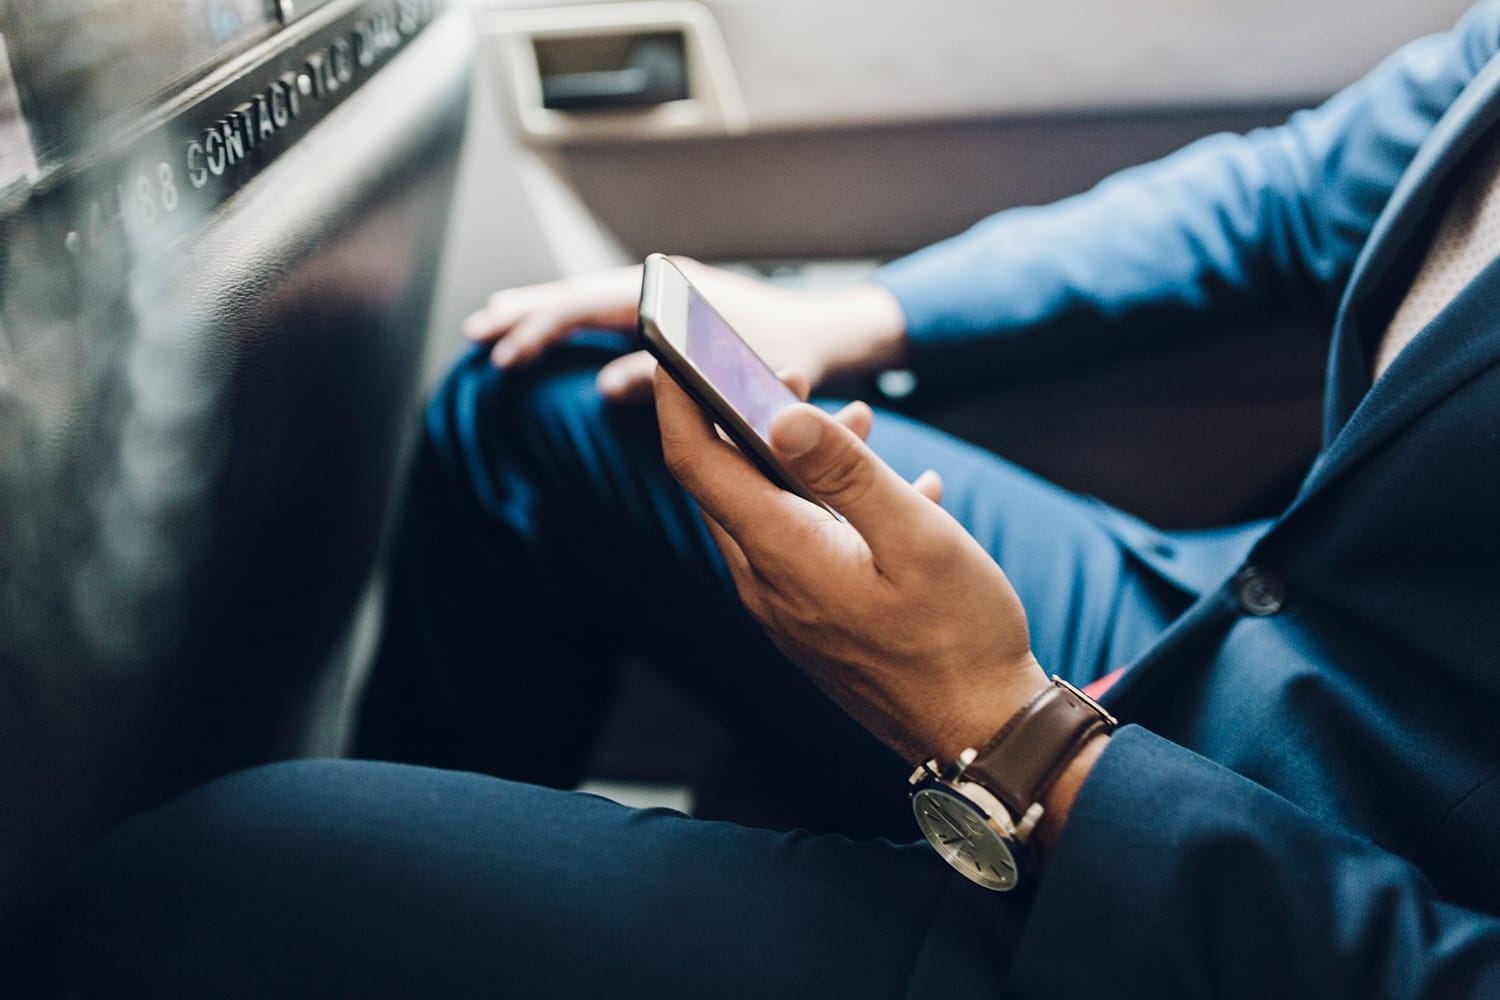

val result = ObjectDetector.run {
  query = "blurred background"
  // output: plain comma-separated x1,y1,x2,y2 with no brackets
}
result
0,0,1476,931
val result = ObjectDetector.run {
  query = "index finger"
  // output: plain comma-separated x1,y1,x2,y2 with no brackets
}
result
652,366,808,547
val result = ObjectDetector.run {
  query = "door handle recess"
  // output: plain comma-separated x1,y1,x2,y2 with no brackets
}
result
483,1,747,142
540,36,687,111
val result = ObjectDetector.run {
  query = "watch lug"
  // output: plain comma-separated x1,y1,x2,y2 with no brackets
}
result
1013,801,1045,843
1052,674,1118,727
952,747,978,777
908,758,941,786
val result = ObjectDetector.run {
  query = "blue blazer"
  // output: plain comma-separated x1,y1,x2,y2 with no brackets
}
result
876,4,1500,996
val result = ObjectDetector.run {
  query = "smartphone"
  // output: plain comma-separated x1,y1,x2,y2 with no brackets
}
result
637,253,825,509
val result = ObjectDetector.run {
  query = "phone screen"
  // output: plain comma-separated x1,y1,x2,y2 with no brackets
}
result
685,288,799,441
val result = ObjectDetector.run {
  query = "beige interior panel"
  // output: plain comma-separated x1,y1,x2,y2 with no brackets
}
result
550,106,1296,261
700,0,1476,127
477,0,1476,131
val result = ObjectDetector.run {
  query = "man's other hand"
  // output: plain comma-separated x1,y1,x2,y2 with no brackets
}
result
463,259,907,405
652,365,1049,765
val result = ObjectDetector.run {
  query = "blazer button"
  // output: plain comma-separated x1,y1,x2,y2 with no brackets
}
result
1233,567,1286,616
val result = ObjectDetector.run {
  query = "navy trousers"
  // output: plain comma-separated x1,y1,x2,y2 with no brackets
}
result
357,338,1219,837
44,340,1260,997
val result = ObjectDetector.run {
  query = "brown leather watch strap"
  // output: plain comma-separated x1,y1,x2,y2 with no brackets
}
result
961,678,1116,820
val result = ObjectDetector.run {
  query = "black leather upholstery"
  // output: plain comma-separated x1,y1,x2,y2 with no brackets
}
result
0,12,471,921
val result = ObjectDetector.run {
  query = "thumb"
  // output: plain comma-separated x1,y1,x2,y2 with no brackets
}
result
769,403,932,559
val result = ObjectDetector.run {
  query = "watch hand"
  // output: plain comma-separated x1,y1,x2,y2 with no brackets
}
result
935,802,967,829
922,807,962,836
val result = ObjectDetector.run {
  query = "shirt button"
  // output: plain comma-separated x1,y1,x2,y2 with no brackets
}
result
1234,567,1286,616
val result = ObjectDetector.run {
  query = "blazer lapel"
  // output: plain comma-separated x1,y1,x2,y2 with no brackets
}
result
1323,54,1500,442
1297,259,1500,507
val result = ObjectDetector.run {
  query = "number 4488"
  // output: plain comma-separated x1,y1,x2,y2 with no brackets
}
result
75,161,182,252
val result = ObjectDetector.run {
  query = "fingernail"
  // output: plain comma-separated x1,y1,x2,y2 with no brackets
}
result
597,370,622,394
491,347,512,368
774,407,822,458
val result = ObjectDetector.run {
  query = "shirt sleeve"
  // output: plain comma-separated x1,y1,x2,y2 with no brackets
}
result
1005,725,1500,999
870,2,1500,394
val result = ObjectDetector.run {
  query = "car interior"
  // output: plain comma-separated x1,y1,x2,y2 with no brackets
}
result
0,0,1476,950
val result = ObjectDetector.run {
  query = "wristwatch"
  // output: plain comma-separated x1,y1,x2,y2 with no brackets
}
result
909,676,1116,891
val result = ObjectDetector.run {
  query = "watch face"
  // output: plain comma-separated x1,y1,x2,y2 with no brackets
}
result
912,787,1019,891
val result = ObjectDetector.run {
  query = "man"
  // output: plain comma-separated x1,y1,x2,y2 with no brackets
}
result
47,3,1500,996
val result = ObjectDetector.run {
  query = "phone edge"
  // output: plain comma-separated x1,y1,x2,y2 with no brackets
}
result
636,256,832,514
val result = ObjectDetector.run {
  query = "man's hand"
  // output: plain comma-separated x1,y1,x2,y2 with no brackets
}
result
462,259,907,404
652,365,1050,766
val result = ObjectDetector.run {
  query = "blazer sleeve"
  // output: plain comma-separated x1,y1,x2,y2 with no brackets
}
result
870,3,1500,394
1005,726,1500,999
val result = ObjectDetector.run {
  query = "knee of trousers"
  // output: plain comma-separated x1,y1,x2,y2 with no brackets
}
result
420,335,638,519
